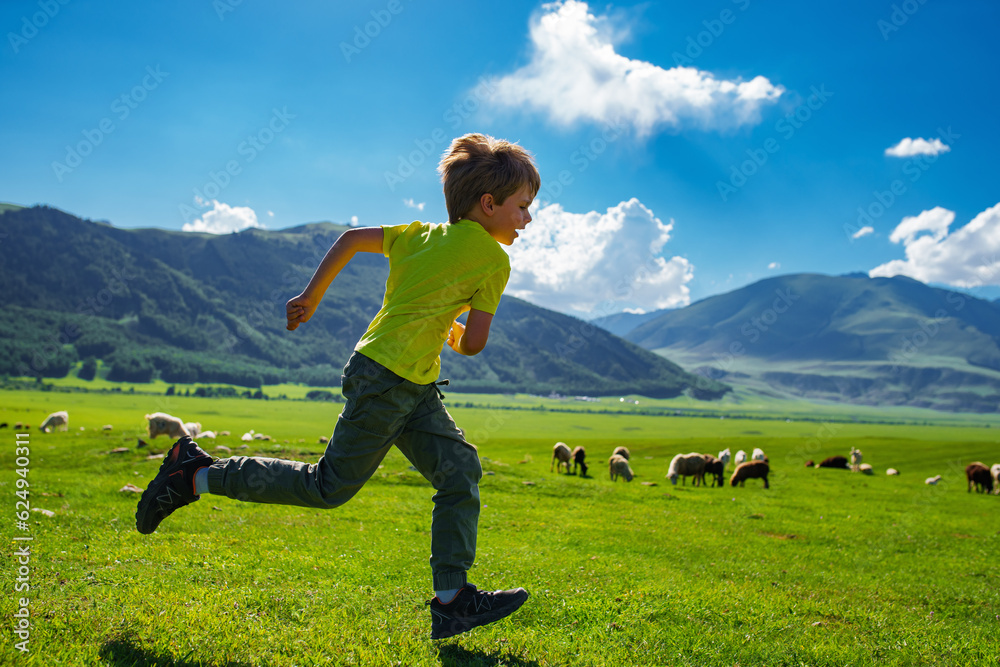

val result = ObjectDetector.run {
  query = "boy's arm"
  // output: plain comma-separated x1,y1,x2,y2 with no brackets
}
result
447,308,493,356
286,227,384,330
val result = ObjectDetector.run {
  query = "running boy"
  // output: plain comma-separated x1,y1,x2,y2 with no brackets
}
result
136,133,540,639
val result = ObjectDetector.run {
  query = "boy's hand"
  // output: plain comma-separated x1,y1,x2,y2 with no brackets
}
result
447,319,466,352
286,293,319,331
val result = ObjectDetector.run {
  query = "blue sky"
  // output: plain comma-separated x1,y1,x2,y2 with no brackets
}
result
2,0,998,316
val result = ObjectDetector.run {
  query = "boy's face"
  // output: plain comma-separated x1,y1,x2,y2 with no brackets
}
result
484,184,534,246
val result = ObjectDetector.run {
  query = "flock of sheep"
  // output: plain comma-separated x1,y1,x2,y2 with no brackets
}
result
22,410,1000,496
550,440,1000,495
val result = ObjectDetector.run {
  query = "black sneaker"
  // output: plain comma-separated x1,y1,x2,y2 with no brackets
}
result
427,584,529,639
135,436,214,534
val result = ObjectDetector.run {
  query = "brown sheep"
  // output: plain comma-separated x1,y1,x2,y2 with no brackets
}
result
730,460,770,488
702,455,725,487
818,456,849,469
966,462,993,494
551,442,572,474
571,446,588,476
609,454,633,482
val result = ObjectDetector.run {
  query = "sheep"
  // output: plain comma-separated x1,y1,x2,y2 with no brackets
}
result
717,448,731,467
850,447,863,472
241,430,255,442
858,463,874,475
220,430,231,437
571,445,588,476
805,460,815,468
730,460,770,488
703,455,725,488
145,412,189,439
818,456,849,469
734,450,747,466
751,447,766,462
609,454,633,482
966,463,993,494
992,464,1000,494
612,446,630,461
886,468,900,476
40,411,69,433
666,453,707,486
198,430,217,439
183,422,202,438
551,442,572,474
925,474,942,485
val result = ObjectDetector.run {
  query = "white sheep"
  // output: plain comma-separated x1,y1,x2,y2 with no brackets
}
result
850,447,863,472
40,411,69,433
241,430,255,442
751,447,766,462
612,446,630,461
183,421,202,438
718,448,731,467
551,442,572,474
145,412,188,439
666,453,708,486
991,464,1000,494
198,430,217,439
925,474,942,485
734,450,747,465
886,468,900,476
858,463,873,475
609,454,633,482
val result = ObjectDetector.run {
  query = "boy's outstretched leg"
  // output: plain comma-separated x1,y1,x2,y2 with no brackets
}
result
427,585,529,639
135,436,215,534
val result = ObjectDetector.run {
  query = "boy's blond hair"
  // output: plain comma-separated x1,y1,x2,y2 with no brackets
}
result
438,133,540,223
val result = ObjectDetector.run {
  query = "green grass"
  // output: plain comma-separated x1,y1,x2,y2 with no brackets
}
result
1,388,998,666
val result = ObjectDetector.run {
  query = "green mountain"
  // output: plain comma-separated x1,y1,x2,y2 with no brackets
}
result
0,205,728,399
612,273,1000,412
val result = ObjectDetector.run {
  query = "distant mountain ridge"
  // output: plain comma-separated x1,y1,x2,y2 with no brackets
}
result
0,205,728,399
600,273,1000,412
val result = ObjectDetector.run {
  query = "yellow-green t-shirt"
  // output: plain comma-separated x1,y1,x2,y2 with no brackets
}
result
355,219,510,384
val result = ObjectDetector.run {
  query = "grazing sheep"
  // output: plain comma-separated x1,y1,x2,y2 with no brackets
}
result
925,474,942,485
991,464,1000,494
571,445,588,476
145,412,188,439
183,422,202,438
751,447,766,462
966,462,993,494
551,442,572,474
850,447,863,472
730,460,770,488
858,463,874,475
198,430,217,439
666,453,708,486
734,450,747,465
886,468,899,476
241,430,255,442
102,424,113,431
609,454,634,482
40,411,69,433
612,446,630,461
220,430,231,437
703,455,725,488
717,448,731,467
818,456,849,469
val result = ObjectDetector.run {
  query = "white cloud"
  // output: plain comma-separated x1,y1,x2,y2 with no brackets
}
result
182,200,263,234
852,226,874,240
267,210,274,217
885,137,951,158
489,0,783,135
869,202,1000,287
349,215,360,227
768,262,780,270
506,198,692,316
403,198,425,211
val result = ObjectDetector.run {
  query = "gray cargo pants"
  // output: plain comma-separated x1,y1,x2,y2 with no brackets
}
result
206,352,482,590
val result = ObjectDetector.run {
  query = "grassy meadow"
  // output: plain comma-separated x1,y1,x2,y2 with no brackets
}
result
1,386,999,666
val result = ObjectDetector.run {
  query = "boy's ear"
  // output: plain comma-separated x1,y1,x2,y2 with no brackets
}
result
479,193,495,216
